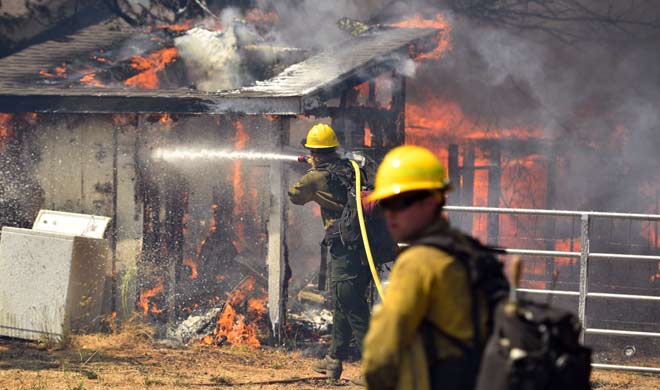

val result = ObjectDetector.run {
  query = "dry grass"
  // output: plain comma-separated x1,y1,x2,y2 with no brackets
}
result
0,317,362,390
0,318,657,390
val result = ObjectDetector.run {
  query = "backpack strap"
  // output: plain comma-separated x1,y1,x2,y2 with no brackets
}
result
414,238,481,350
413,229,502,360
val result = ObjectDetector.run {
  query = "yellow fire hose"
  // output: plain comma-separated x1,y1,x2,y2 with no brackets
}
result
349,160,384,300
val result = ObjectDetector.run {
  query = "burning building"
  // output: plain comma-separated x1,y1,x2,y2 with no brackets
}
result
0,0,658,371
0,4,441,345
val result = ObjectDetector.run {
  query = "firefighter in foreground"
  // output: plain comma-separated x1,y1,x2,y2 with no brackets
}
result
288,123,370,380
362,145,489,390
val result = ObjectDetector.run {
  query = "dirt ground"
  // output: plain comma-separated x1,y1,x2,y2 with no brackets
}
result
0,328,658,390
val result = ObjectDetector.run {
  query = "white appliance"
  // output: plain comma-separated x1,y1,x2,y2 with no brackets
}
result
0,210,111,341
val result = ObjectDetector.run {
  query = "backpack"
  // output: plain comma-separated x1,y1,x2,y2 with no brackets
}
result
413,228,510,390
317,156,398,266
416,228,591,390
475,300,592,390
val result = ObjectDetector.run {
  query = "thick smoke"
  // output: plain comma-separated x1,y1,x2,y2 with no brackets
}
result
174,9,247,91
394,2,660,214
265,0,366,49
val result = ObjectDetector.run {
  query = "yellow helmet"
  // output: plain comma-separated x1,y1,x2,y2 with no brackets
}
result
304,123,339,149
368,145,449,201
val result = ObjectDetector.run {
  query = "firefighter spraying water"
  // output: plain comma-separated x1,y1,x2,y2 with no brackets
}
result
152,124,397,384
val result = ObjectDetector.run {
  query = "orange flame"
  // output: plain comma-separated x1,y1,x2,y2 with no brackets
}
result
228,276,256,306
210,203,219,233
125,48,178,89
651,262,660,283
247,297,267,316
80,73,104,87
183,257,198,279
90,55,112,64
216,304,260,347
312,204,321,217
364,126,372,147
406,96,544,150
160,114,172,124
112,114,136,126
554,238,580,266
203,276,264,348
40,64,68,78
156,20,193,32
389,14,452,60
0,114,13,141
139,280,164,316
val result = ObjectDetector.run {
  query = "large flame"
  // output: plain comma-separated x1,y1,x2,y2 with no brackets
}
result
202,276,266,348
125,48,178,89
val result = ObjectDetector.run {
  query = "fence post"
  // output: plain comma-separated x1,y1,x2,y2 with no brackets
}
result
578,214,591,343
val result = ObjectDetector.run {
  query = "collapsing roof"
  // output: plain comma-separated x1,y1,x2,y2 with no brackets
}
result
0,17,439,115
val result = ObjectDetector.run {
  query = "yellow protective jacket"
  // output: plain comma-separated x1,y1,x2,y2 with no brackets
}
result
362,218,487,390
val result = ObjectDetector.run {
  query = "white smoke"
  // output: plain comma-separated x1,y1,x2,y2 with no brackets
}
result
175,26,243,92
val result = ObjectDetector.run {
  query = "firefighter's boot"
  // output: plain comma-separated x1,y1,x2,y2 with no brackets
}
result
313,355,343,380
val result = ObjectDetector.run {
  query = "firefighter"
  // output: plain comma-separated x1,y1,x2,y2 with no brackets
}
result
361,145,488,390
288,123,371,380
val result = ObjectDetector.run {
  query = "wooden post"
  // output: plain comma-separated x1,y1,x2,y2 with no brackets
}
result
391,71,406,146
487,145,501,246
267,117,290,344
462,146,475,234
447,144,461,228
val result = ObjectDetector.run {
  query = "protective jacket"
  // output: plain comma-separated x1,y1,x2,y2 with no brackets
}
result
287,156,348,230
362,218,487,390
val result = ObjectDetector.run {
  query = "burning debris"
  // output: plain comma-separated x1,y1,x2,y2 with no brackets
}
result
173,275,268,347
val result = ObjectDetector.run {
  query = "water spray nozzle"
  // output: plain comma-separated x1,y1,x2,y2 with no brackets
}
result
297,155,310,163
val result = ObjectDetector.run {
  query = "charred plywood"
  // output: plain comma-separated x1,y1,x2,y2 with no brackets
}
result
31,115,141,316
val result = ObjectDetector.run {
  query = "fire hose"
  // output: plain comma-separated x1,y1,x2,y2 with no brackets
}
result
349,159,384,300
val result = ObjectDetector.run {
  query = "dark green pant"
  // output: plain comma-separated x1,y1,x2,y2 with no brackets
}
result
329,240,370,360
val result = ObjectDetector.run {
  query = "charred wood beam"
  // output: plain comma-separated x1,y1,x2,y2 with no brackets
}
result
461,146,475,233
309,33,436,104
476,137,559,156
448,145,461,206
0,94,308,115
306,106,395,119
390,71,406,146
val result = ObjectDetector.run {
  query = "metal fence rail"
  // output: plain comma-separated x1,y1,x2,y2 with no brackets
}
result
445,205,660,374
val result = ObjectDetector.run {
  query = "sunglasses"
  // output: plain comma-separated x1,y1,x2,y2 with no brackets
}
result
379,191,431,212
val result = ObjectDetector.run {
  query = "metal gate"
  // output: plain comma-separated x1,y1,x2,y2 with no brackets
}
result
445,205,660,374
